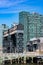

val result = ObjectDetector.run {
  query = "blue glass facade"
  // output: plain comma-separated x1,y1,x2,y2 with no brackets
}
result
19,11,43,50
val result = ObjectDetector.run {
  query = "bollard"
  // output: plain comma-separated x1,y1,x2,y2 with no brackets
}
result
24,56,26,63
10,60,12,64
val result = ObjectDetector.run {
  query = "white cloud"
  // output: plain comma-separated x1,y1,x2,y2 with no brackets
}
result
0,0,27,13
0,0,41,14
0,0,27,7
0,6,41,14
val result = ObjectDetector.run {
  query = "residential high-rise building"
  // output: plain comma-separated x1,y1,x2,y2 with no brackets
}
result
3,24,24,53
0,24,8,53
19,11,43,50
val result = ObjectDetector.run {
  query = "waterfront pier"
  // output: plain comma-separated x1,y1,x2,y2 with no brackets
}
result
0,51,42,64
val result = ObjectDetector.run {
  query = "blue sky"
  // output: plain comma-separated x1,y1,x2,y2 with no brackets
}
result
0,0,43,26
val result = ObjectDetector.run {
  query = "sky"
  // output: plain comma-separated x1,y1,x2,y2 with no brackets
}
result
0,0,43,26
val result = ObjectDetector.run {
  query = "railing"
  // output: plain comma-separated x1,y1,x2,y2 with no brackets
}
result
26,52,39,57
3,26,17,35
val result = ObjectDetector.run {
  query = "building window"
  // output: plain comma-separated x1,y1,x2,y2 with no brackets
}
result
33,44,38,51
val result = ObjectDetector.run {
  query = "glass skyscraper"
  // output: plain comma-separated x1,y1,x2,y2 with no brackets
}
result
19,11,43,50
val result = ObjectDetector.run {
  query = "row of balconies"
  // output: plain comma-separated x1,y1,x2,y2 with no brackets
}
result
3,26,17,35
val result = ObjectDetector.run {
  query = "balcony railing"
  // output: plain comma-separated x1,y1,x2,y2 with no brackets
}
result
3,26,17,35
